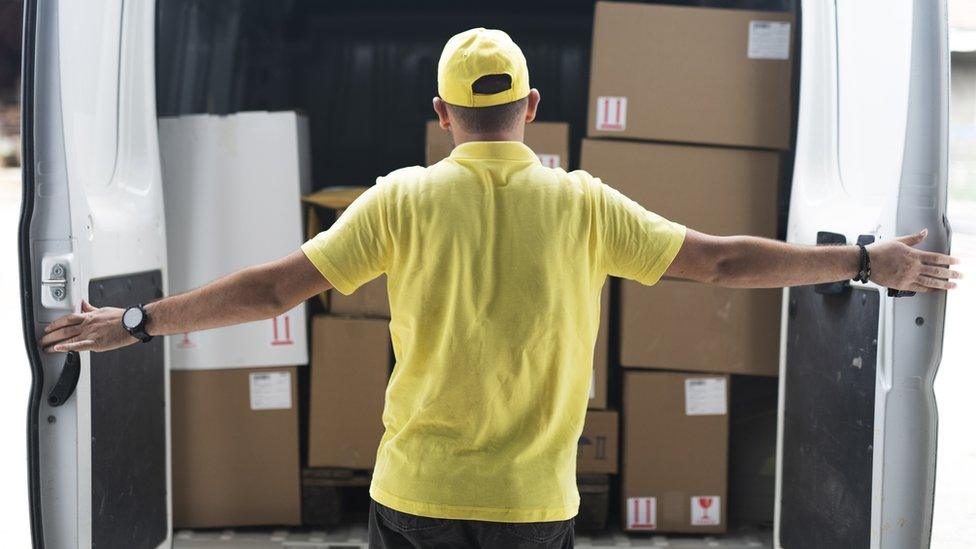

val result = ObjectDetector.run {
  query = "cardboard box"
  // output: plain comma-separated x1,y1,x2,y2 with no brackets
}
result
578,410,618,474
590,283,610,409
308,316,390,469
160,112,310,370
623,370,729,534
426,120,570,168
577,474,611,531
171,367,301,528
330,281,389,317
588,2,794,149
620,279,780,376
580,139,780,239
329,275,390,317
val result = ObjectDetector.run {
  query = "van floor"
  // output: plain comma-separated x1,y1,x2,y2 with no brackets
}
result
173,524,772,548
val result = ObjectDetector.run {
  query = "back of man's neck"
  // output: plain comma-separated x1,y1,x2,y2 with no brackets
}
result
452,131,525,145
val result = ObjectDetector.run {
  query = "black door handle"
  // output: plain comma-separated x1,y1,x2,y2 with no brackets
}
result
48,351,81,407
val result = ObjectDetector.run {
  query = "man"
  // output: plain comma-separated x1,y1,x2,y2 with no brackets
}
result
42,28,959,549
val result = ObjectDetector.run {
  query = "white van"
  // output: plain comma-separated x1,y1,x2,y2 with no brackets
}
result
17,0,950,547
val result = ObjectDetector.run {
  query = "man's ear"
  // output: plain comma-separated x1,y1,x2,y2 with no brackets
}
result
433,97,451,130
524,89,541,124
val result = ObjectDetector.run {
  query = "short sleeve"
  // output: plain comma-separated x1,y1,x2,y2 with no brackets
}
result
301,182,391,295
593,178,686,285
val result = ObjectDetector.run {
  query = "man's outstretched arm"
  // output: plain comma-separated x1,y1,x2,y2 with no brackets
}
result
40,250,331,353
666,228,961,291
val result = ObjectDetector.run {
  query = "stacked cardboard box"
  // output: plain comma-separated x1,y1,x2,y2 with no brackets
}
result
171,368,302,528
581,1,795,534
623,371,729,533
159,112,310,528
308,316,390,469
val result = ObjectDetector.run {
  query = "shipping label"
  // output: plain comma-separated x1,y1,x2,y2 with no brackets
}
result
595,96,627,131
626,497,657,530
748,21,792,60
685,377,727,416
537,154,561,168
690,495,721,526
249,371,292,411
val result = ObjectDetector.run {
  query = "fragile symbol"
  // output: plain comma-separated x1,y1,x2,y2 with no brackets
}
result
177,332,195,349
271,315,294,346
626,497,656,530
699,497,713,520
596,96,627,131
690,495,721,526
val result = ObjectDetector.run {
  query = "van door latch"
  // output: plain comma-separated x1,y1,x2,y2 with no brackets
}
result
48,351,81,407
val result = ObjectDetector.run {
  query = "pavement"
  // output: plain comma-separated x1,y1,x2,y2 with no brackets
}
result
0,167,31,547
0,166,972,547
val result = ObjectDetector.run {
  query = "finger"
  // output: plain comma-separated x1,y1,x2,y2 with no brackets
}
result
40,325,85,349
896,228,928,247
907,284,931,293
917,275,957,291
53,339,96,353
920,251,960,266
919,265,963,280
80,300,96,313
44,313,84,333
46,335,79,353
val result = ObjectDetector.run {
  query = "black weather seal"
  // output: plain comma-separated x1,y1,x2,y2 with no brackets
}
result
18,0,45,547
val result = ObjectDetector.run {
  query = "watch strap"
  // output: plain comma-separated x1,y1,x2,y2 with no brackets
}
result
124,304,153,343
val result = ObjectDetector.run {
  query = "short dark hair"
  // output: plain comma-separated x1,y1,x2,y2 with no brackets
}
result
446,98,528,134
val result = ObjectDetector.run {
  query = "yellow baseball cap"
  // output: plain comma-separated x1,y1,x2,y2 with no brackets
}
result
437,28,530,108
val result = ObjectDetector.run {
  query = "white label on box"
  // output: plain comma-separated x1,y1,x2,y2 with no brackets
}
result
685,378,727,416
595,96,627,131
589,369,596,400
626,497,657,530
748,21,791,60
690,496,722,526
537,154,561,168
249,371,292,410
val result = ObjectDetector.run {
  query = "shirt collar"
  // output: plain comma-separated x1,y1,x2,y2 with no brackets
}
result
449,141,540,163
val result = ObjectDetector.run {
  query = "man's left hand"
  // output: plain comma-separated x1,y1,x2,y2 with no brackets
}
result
40,300,139,353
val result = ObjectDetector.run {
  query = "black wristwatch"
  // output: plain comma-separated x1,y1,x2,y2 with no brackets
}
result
853,243,872,284
122,304,153,343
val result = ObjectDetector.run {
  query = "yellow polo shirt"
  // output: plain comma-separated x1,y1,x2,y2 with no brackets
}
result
301,141,685,523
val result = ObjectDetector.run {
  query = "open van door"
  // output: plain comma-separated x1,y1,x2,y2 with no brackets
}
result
19,1,171,547
776,0,949,548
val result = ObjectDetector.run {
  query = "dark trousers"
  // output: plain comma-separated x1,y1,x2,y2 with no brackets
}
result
368,500,575,549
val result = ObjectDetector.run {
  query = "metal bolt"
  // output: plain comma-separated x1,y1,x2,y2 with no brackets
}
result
51,286,65,301
51,263,65,279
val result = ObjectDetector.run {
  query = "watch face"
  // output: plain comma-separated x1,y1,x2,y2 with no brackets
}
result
122,307,144,330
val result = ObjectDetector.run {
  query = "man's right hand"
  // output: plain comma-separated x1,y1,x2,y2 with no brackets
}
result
666,227,961,290
866,229,961,292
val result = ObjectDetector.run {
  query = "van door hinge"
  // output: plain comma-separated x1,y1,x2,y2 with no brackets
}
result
40,254,73,309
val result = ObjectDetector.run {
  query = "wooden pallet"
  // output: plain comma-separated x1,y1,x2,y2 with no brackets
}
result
302,468,373,527
577,474,611,531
